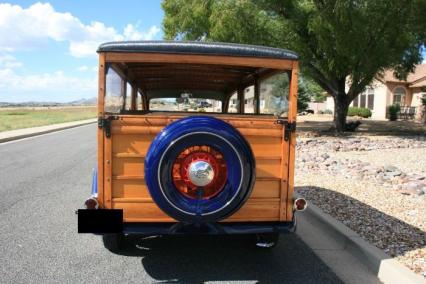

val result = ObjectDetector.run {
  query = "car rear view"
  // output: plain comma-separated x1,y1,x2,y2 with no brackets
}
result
77,41,306,251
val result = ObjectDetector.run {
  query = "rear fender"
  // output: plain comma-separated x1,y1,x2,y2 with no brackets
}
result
91,168,98,197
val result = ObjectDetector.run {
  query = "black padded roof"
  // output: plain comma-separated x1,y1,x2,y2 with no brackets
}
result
97,41,298,60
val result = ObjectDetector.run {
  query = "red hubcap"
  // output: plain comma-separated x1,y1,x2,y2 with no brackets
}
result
172,146,227,199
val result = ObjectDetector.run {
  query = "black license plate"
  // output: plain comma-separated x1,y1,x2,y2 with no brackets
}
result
77,209,123,233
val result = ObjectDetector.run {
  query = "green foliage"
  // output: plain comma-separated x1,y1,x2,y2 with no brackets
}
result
162,0,287,46
387,104,400,121
162,0,425,131
297,77,317,111
265,73,316,112
348,107,372,118
299,76,324,102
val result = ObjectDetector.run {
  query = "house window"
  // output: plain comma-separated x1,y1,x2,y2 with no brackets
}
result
360,94,366,108
367,88,374,109
393,87,406,105
353,96,358,107
353,88,374,110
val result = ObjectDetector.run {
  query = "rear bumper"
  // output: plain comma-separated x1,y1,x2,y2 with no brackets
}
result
122,220,296,235
77,209,296,235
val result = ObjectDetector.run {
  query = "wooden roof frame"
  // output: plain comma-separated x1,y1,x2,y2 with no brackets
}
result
98,51,298,116
105,52,294,70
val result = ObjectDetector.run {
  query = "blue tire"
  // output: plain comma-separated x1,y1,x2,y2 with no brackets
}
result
145,116,255,223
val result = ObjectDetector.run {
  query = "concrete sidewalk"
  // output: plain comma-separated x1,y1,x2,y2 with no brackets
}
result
296,201,426,284
0,118,96,143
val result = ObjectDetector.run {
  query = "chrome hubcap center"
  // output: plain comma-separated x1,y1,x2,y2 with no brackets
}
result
188,161,214,187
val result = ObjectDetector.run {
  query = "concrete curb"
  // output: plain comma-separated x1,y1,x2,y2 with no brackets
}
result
298,197,426,284
0,118,97,143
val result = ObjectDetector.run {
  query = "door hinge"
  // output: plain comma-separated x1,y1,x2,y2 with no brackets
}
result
276,120,296,141
98,116,118,138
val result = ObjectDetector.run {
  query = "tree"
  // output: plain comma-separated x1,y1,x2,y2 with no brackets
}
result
162,0,426,131
265,73,319,112
300,76,325,103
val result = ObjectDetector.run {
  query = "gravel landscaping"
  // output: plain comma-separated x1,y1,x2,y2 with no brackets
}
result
295,135,426,277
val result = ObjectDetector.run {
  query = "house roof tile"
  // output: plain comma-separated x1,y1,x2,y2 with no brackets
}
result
382,63,426,87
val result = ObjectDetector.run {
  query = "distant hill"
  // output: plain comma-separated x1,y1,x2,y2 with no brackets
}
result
0,97,97,108
68,97,97,105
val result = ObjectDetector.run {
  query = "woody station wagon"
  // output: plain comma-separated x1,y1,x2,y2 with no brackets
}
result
77,41,307,251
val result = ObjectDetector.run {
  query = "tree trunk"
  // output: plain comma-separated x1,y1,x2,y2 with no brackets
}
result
333,95,350,132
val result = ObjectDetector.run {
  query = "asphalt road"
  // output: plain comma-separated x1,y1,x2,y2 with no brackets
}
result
0,124,342,284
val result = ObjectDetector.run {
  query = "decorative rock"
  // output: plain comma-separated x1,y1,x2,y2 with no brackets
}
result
386,171,402,177
404,182,421,191
384,165,399,172
398,188,418,195
321,153,330,159
296,136,426,198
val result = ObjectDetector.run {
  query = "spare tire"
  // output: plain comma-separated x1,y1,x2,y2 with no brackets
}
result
145,116,255,223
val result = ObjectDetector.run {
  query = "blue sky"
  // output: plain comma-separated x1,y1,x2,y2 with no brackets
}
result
0,1,164,102
1,2,425,103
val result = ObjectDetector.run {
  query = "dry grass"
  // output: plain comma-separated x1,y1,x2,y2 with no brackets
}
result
0,106,96,132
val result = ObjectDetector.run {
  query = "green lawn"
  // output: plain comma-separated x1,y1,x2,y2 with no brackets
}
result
0,107,97,132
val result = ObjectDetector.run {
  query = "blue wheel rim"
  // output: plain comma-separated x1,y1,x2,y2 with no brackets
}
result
145,116,255,222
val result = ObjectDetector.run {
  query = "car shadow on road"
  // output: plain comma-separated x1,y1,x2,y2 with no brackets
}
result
113,233,342,283
296,186,426,273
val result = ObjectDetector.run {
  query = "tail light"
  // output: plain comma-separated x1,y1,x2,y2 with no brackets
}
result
294,198,307,211
84,197,98,209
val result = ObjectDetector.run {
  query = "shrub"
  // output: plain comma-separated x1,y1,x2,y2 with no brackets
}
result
387,104,400,121
359,108,372,118
323,109,333,114
348,107,372,118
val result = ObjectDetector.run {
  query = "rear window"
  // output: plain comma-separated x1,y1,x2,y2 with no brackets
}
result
150,96,222,113
104,67,123,113
104,62,289,116
260,72,289,116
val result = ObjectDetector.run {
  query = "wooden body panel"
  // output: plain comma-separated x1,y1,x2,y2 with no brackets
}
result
96,51,299,224
102,113,291,222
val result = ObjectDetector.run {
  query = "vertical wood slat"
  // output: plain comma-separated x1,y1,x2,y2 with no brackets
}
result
131,85,137,110
141,88,149,111
104,137,113,209
286,61,299,221
121,79,127,110
237,87,245,114
97,53,106,208
280,133,289,221
254,75,260,114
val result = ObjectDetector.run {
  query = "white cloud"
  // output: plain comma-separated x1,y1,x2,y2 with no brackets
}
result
123,24,161,41
0,54,22,69
0,68,96,102
77,65,89,72
0,2,161,58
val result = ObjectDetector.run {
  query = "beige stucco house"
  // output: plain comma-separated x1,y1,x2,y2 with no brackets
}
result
326,63,426,120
